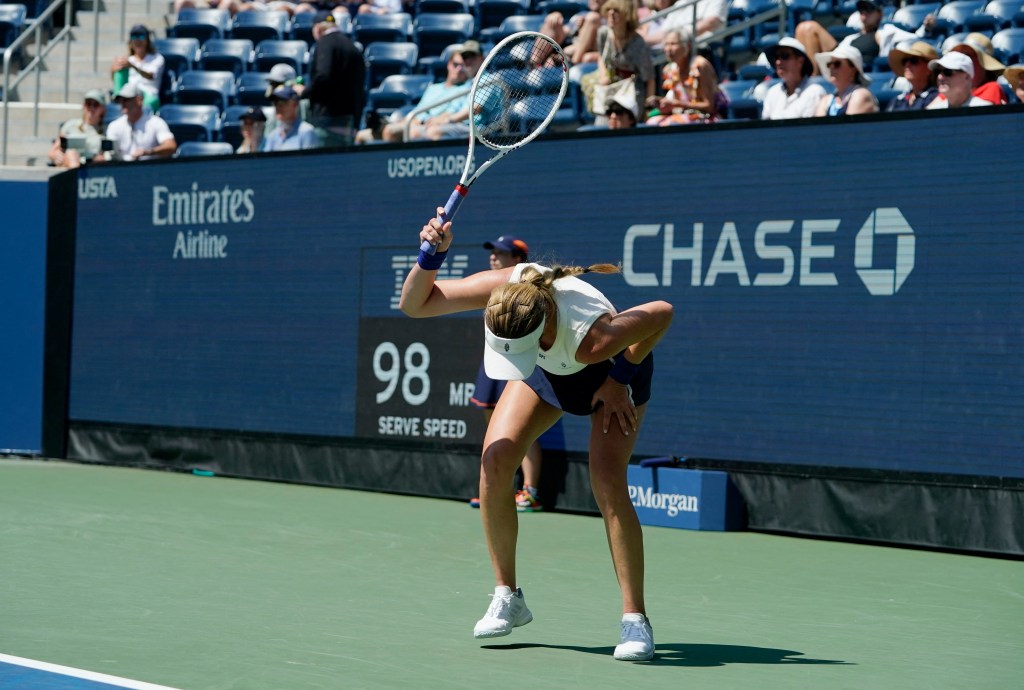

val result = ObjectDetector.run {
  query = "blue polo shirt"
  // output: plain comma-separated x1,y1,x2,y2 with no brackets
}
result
262,119,320,151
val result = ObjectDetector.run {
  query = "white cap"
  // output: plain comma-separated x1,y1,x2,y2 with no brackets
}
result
268,63,297,84
814,43,871,84
115,83,142,99
929,51,975,79
483,316,545,381
608,87,638,119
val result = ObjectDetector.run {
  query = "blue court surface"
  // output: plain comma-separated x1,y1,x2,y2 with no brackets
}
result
0,655,182,690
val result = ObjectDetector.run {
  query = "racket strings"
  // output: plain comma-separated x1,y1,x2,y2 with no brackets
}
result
472,34,567,150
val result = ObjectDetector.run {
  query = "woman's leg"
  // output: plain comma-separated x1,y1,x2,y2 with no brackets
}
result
588,404,647,615
479,380,562,588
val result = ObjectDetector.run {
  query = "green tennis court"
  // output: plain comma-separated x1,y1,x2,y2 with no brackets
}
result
1,459,1020,689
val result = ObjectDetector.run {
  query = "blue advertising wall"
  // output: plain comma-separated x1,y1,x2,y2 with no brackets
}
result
70,110,1024,480
0,181,49,454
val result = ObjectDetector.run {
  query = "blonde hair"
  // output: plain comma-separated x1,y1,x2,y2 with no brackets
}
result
484,263,620,339
601,0,639,33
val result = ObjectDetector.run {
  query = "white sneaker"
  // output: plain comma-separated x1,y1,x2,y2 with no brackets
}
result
613,613,654,661
473,586,533,638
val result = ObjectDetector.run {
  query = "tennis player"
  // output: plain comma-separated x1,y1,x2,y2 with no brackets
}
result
401,211,673,661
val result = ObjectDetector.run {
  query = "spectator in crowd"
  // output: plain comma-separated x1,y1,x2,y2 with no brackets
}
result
886,41,939,111
235,106,267,153
355,0,402,14
590,0,656,123
174,0,242,16
760,36,826,120
605,87,639,128
110,24,164,114
645,27,724,124
263,85,321,150
541,0,603,65
649,0,728,46
796,0,916,76
305,12,366,147
48,89,107,169
948,33,1008,106
377,51,470,142
925,52,992,109
420,41,487,141
105,84,177,161
1004,64,1024,104
813,44,878,116
469,235,545,513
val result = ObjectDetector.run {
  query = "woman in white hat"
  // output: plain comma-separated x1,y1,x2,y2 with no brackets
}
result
402,211,673,662
813,44,878,116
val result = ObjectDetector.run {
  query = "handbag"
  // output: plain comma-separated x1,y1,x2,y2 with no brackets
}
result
589,74,636,116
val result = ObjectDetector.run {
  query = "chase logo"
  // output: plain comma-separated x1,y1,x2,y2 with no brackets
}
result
855,207,915,296
78,176,118,199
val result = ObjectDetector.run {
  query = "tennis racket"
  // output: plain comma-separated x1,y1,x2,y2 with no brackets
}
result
421,31,569,254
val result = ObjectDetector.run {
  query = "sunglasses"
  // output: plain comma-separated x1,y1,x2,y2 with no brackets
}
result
937,68,963,77
902,56,925,66
826,60,849,70
775,51,799,60
130,33,147,40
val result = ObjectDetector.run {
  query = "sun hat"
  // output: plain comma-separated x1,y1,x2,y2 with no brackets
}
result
765,36,813,77
815,44,871,85
1003,64,1024,90
483,317,545,380
607,87,639,118
887,40,939,75
951,33,1006,74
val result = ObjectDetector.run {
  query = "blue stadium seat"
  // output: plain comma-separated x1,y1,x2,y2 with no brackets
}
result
219,103,256,148
175,70,237,111
352,13,413,47
934,0,989,33
366,73,434,115
981,0,1024,28
159,104,221,142
154,37,200,78
891,3,943,31
737,63,774,81
415,0,470,13
480,13,544,44
364,41,419,90
991,26,1024,62
476,0,531,35
175,141,235,157
236,71,273,106
231,9,289,45
252,39,309,73
168,8,231,44
413,13,475,70
0,4,26,49
199,38,254,77
534,0,588,23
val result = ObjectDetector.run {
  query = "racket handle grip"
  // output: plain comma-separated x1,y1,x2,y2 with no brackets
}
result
420,185,469,254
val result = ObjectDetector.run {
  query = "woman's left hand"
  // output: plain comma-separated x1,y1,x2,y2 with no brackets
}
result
592,378,637,436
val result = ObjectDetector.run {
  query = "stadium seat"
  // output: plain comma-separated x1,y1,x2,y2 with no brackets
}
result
940,31,970,53
933,0,989,34
366,73,434,115
159,104,221,143
981,0,1024,28
174,70,237,111
168,8,231,44
415,0,470,13
231,9,289,45
737,63,774,81
413,12,475,72
236,71,273,106
476,0,531,35
219,103,255,148
725,96,762,120
991,26,1024,62
175,141,235,157
534,0,588,23
154,37,200,78
352,13,413,47
252,39,309,74
0,4,27,49
480,13,544,44
199,38,254,77
891,3,943,32
364,41,419,90
963,13,1005,35
290,11,352,46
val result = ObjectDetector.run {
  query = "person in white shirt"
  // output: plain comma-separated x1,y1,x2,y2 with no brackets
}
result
105,84,177,161
110,24,165,114
760,37,827,120
925,52,993,109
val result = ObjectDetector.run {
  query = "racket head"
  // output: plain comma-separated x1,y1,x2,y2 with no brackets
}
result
468,31,569,152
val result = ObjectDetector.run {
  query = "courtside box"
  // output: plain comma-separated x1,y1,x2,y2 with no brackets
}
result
628,458,745,531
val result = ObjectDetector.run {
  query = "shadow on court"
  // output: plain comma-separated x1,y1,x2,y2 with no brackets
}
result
481,642,853,667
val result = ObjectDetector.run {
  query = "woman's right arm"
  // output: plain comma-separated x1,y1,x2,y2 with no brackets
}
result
399,212,513,318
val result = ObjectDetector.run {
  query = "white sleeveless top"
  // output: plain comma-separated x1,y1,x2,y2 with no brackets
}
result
509,263,617,376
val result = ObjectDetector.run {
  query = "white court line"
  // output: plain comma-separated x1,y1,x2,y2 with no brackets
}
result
0,654,184,690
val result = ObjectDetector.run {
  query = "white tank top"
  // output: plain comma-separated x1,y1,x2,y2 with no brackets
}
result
509,263,617,376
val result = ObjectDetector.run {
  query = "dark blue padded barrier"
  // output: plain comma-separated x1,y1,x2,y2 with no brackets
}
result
69,109,1023,482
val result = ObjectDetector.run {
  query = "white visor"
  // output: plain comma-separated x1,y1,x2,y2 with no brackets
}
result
483,316,545,381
